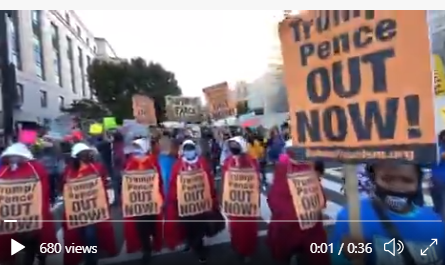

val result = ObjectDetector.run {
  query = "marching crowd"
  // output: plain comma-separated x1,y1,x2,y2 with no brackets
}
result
0,124,444,265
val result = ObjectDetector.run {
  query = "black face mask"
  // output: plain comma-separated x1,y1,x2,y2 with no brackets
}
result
229,147,242,155
374,185,417,211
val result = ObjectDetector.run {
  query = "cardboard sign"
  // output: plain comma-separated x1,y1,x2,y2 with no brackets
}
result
279,11,436,163
165,96,202,122
132,94,157,125
89,123,103,135
63,175,110,230
0,179,43,234
103,117,117,130
287,170,324,230
19,130,38,144
222,169,260,217
434,54,445,96
202,82,235,120
121,170,163,218
177,170,212,217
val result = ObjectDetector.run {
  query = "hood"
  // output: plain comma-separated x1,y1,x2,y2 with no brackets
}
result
1,143,34,160
228,136,247,153
179,139,195,154
285,139,292,147
132,138,150,153
71,143,93,158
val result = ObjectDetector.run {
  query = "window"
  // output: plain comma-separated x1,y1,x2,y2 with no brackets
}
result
51,22,62,86
67,37,76,93
33,37,44,79
58,96,65,110
9,11,21,69
16,83,24,106
78,47,86,97
43,118,51,128
40,90,48,108
31,10,40,25
86,38,89,46
32,10,45,80
76,26,81,37
65,12,70,25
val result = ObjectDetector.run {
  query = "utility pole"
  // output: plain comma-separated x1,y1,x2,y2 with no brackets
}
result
0,10,16,145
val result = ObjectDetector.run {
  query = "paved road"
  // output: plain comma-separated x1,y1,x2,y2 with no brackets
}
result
45,166,433,265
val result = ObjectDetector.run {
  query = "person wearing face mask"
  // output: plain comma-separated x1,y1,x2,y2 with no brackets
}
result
164,140,221,264
221,136,261,262
61,143,117,265
0,143,57,265
267,158,329,265
331,162,445,265
122,138,164,264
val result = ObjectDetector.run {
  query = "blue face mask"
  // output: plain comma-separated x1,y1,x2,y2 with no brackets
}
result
183,150,197,160
133,149,145,157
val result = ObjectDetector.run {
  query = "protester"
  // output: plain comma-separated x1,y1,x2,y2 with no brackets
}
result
221,136,260,262
331,162,444,265
266,126,285,165
219,132,231,166
39,145,63,205
165,140,222,264
122,138,164,263
431,130,445,215
0,143,57,265
157,136,177,198
246,130,264,161
267,159,330,265
61,143,117,265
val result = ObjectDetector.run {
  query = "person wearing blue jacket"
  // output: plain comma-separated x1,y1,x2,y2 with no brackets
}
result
330,162,444,265
157,136,177,198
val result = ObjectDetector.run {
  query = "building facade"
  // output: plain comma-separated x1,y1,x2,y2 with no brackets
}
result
246,12,288,114
3,10,112,125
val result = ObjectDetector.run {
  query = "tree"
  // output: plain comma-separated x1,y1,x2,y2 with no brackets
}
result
61,99,110,120
63,57,182,123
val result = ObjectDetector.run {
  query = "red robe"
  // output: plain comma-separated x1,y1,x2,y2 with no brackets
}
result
62,163,118,265
267,161,330,264
123,155,164,253
0,161,58,262
164,157,218,249
222,154,260,256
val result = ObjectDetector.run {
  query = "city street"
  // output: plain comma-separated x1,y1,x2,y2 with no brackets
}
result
46,166,433,265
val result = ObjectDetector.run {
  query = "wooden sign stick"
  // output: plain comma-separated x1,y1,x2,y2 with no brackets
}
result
343,164,365,265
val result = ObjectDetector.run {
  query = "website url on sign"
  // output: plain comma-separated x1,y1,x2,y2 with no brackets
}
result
306,149,415,161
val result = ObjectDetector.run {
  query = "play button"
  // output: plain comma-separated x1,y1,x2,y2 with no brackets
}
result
11,239,25,256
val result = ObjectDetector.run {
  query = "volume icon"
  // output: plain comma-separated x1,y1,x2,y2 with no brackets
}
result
384,238,404,256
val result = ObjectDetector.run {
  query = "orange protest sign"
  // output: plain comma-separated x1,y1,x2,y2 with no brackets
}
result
132,94,157,125
63,175,110,230
279,11,436,163
287,170,324,230
0,179,43,234
122,169,163,218
222,169,260,217
177,170,212,217
202,82,235,120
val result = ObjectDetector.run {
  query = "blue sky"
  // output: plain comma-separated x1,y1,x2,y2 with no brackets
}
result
76,10,282,97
